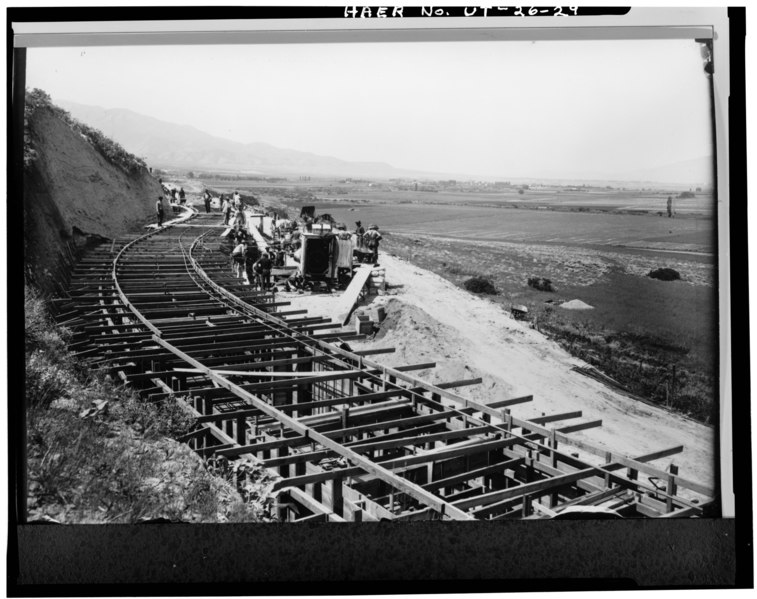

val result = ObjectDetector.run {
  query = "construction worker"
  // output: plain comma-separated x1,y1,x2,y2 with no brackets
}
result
253,251,273,290
221,195,232,226
363,224,382,264
667,195,674,218
355,221,365,248
285,270,305,292
231,223,248,246
234,200,246,227
231,240,248,279
179,187,186,205
156,196,165,227
203,190,212,214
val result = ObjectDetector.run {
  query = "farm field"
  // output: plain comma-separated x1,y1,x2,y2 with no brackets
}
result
285,198,715,255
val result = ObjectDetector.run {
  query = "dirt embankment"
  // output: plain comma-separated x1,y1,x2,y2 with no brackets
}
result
24,102,161,292
344,253,715,492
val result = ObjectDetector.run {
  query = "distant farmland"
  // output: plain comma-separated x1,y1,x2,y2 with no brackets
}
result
284,194,715,255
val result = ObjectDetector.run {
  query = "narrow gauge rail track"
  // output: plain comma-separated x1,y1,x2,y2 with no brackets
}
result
54,207,715,521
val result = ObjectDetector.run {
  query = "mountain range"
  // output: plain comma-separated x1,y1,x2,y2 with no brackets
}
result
58,100,439,180
59,99,712,186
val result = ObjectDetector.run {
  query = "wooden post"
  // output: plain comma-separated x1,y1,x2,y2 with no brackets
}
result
332,477,343,517
236,416,246,444
296,349,312,417
277,492,289,522
604,451,612,488
279,446,289,478
522,495,532,517
666,464,678,513
550,430,559,507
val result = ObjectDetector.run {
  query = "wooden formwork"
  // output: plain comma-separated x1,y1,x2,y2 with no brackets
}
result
55,207,715,521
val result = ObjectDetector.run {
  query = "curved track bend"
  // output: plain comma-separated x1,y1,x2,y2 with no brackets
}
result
55,208,714,521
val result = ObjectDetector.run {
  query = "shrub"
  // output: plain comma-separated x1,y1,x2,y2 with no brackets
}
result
120,392,196,439
240,193,259,207
25,350,77,408
463,276,497,294
527,277,556,292
648,268,681,281
204,455,279,521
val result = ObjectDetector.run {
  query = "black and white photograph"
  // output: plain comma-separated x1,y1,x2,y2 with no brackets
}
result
8,4,749,591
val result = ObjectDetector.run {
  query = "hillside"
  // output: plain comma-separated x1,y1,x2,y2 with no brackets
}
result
24,90,161,293
59,99,426,180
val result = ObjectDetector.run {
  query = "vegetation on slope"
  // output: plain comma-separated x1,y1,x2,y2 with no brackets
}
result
383,234,716,425
25,88,148,176
25,286,278,523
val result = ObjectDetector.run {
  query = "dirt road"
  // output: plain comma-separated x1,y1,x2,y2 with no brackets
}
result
338,253,717,492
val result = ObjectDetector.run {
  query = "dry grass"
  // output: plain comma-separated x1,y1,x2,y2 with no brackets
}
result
25,285,275,523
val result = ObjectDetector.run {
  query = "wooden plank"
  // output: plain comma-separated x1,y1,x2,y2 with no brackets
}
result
487,395,534,408
273,466,365,491
153,335,474,520
212,369,365,393
275,387,415,413
456,468,598,511
529,411,583,425
422,457,525,492
376,437,521,471
554,419,603,434
323,409,459,440
176,367,365,378
332,264,373,326
352,347,396,356
348,425,493,454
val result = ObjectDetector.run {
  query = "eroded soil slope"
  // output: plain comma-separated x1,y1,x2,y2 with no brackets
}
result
24,103,161,292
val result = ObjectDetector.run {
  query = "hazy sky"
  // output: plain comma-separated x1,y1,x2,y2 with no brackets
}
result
26,39,713,180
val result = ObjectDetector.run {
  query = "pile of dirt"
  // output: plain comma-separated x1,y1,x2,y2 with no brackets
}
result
559,299,595,310
23,94,162,293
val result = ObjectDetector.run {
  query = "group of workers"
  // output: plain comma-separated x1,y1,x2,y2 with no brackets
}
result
155,180,383,292
159,180,186,205
228,224,273,289
222,191,246,227
355,220,382,263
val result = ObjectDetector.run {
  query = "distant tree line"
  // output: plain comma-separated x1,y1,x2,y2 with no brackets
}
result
196,172,288,183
